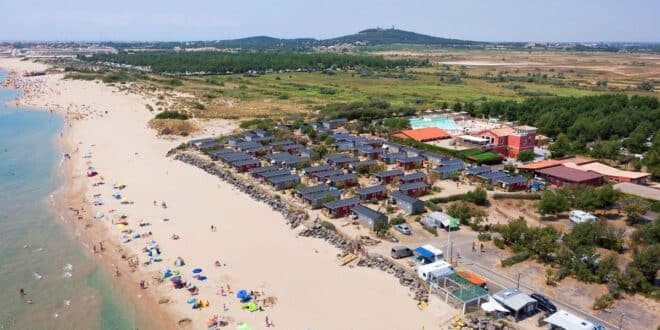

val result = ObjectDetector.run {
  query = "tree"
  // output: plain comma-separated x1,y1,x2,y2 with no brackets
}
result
538,190,569,215
623,197,650,224
549,133,571,158
516,150,535,162
629,244,660,288
463,188,488,206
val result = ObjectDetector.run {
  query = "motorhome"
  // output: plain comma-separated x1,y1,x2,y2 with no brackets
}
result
417,261,454,282
569,210,597,224
413,244,444,264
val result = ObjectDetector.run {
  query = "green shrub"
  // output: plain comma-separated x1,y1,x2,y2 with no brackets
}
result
155,111,189,120
320,221,336,232
492,193,541,200
502,251,530,267
390,217,406,225
592,293,615,310
493,238,506,249
423,226,438,236
478,232,492,241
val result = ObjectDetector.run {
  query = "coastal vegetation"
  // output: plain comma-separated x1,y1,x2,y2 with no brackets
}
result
85,51,422,74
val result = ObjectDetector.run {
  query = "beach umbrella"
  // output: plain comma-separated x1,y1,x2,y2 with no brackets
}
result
170,275,182,282
236,290,250,301
113,213,126,219
192,268,202,274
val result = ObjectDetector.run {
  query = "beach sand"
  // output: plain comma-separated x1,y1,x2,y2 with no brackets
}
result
0,57,451,329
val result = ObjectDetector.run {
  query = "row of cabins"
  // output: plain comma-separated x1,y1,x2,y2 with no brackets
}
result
464,166,529,191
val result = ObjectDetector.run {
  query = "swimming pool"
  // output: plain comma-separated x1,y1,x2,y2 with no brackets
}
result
409,116,464,131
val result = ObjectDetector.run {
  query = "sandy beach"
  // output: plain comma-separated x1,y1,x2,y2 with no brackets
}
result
0,58,450,329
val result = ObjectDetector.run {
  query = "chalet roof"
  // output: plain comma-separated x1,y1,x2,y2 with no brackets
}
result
296,183,331,195
355,185,387,195
315,170,345,179
303,189,341,202
375,169,404,178
352,205,387,220
266,174,300,184
260,169,292,178
536,165,603,182
496,175,528,185
398,156,424,163
432,164,464,173
327,173,357,182
478,171,508,181
392,127,452,142
249,165,279,174
219,152,252,162
269,139,294,147
465,165,492,176
301,165,332,174
400,172,427,181
390,191,422,205
397,182,428,191
323,197,359,209
230,158,261,167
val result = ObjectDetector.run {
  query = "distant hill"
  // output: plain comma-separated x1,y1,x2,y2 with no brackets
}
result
321,28,481,46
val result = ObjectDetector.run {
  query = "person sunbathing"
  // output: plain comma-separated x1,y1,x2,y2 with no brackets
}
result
170,234,180,240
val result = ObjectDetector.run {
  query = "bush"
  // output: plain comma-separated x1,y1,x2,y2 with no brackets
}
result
463,188,488,206
155,111,189,120
517,150,535,162
493,238,506,249
390,217,406,225
592,293,615,310
320,221,336,232
492,193,541,200
478,232,492,241
502,251,530,267
428,194,464,203
423,226,438,236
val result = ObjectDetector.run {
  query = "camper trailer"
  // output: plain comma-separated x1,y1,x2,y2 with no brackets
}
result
413,244,444,264
417,261,454,282
569,210,597,224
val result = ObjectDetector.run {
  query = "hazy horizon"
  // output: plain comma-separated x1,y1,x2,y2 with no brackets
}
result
1,0,658,43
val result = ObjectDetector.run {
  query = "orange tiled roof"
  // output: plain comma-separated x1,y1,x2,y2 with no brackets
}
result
517,159,563,170
392,127,452,142
489,127,515,137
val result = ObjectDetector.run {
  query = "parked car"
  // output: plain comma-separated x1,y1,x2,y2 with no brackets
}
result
531,293,557,314
393,223,411,235
391,246,413,259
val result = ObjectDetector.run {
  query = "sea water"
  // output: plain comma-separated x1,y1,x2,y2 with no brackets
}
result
0,70,137,329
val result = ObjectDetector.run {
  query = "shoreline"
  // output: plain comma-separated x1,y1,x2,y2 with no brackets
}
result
1,61,177,329
0,57,445,329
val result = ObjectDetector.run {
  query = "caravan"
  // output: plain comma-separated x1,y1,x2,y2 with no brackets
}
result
569,210,597,224
417,261,454,282
413,244,444,264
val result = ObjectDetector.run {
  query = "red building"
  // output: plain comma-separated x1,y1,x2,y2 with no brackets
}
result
397,182,429,197
374,169,404,184
473,126,536,159
323,198,359,218
397,156,424,170
355,185,387,201
230,159,262,173
535,165,604,187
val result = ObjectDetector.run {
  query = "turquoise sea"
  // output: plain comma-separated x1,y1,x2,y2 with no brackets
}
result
0,70,138,329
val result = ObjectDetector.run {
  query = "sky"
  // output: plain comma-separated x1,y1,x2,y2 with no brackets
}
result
1,0,658,42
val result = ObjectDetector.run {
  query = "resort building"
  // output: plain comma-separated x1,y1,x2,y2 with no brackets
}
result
355,185,388,201
326,173,358,188
301,190,341,208
323,197,359,218
472,126,536,159
390,191,425,215
477,171,508,184
266,174,301,190
535,165,604,187
495,175,528,191
392,127,452,142
249,165,279,177
381,152,407,164
295,183,332,197
465,165,492,177
397,156,424,170
563,161,651,184
229,158,262,173
374,169,405,184
397,182,429,197
351,205,388,231
431,163,464,179
399,172,427,184
301,165,333,177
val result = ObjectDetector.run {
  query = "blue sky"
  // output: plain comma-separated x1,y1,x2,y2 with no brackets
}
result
1,0,658,42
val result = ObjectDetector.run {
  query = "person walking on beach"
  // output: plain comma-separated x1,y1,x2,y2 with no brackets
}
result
265,315,270,327
99,241,104,251
19,288,25,297
472,241,476,252
480,243,484,253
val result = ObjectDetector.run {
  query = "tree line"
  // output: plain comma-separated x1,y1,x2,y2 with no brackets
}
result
85,51,422,74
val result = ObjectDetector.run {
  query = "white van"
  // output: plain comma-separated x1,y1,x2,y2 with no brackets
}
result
569,210,597,224
417,260,454,282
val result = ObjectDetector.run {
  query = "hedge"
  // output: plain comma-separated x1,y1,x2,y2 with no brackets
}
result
428,194,464,203
492,192,542,200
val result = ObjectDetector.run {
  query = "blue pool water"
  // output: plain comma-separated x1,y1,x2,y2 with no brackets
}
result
0,70,138,329
409,116,464,131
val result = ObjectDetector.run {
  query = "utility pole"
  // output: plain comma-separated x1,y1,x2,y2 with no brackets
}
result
516,273,521,289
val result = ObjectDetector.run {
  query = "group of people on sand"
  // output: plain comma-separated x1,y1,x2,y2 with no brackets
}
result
19,288,33,304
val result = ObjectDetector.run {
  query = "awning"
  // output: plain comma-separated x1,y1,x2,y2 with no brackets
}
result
414,247,434,259
481,297,509,313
